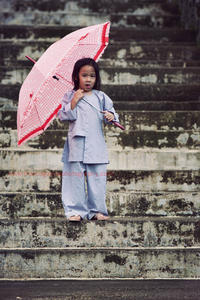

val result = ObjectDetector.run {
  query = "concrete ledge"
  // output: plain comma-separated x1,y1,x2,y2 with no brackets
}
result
0,247,200,279
0,191,200,218
3,65,200,86
2,83,200,103
0,25,196,43
0,0,178,14
1,129,200,149
2,111,200,131
1,128,200,149
0,169,200,192
0,216,200,248
1,148,200,171
0,11,179,28
1,42,200,65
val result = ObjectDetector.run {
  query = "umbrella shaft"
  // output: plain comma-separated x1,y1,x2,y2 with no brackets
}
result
82,98,125,130
82,97,103,113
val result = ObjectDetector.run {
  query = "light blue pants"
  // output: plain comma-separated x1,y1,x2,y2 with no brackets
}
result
62,161,108,219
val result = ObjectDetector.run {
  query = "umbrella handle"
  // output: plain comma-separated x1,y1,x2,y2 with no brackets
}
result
112,121,125,130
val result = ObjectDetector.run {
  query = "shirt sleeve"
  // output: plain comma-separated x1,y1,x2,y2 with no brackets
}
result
103,92,119,124
57,91,77,121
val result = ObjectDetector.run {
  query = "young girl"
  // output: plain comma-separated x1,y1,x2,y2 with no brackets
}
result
58,57,119,221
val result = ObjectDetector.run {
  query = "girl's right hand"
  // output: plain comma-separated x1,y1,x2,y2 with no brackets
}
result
71,89,84,110
74,89,84,102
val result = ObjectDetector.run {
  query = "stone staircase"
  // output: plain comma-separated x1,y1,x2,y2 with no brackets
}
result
0,0,200,298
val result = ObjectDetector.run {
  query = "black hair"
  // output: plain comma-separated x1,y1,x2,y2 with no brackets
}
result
72,57,101,90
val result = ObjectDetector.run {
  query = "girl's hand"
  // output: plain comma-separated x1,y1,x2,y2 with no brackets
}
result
102,111,114,122
74,89,84,102
71,89,84,110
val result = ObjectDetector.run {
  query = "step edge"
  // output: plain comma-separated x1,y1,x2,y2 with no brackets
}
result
0,24,194,30
1,148,200,153
4,65,200,70
0,40,197,46
0,246,200,251
0,10,180,17
0,216,199,222
0,190,199,194
3,129,200,133
0,277,200,281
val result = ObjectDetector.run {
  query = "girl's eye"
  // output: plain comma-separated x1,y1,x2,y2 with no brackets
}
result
81,73,96,77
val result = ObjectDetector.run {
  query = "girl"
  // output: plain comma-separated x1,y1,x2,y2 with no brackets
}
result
58,57,119,221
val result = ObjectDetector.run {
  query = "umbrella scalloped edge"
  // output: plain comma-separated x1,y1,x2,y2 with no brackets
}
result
17,103,62,145
94,22,110,62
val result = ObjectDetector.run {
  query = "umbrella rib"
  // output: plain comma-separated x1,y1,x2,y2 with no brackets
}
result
34,100,44,131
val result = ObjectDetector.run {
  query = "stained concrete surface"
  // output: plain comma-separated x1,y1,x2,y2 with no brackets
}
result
0,279,200,300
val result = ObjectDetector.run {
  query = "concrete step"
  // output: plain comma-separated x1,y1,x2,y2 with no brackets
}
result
1,41,200,66
1,191,200,218
63,0,180,15
1,97,200,112
0,11,107,27
101,67,200,85
0,25,196,43
103,84,200,102
3,65,200,86
101,59,200,68
1,279,200,300
7,58,200,69
103,42,200,61
1,129,200,149
0,247,200,279
0,216,200,248
1,96,200,112
0,169,199,192
111,14,180,28
0,0,180,15
111,130,200,150
2,84,200,105
1,111,200,132
1,148,200,171
115,101,200,111
0,11,180,28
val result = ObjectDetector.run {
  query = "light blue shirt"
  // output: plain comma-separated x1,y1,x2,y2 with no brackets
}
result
57,89,119,164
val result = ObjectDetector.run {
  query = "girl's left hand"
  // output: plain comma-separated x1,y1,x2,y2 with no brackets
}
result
102,111,114,122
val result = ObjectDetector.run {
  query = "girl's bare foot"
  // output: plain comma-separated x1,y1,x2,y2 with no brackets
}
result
92,213,109,220
68,215,82,221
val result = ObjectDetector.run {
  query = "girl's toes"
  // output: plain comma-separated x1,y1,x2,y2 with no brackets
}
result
68,215,82,221
95,213,109,220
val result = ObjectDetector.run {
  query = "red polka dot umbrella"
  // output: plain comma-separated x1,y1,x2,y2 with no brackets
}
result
17,22,111,146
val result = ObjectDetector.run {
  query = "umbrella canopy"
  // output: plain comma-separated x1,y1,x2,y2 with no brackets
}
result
17,22,110,145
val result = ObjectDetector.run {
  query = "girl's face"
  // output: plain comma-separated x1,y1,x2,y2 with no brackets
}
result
78,65,96,92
